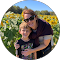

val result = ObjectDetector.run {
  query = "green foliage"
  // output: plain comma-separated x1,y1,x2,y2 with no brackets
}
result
6,6,23,14
0,11,23,55
52,23,59,44
6,5,55,15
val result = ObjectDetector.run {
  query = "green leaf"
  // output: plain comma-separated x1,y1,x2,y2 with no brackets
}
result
54,34,59,39
4,28,14,40
2,18,7,21
7,26,10,28
8,31,13,40
12,29,17,35
1,28,3,31
4,28,9,37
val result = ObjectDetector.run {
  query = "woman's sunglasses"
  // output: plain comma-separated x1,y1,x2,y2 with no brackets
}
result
24,15,35,22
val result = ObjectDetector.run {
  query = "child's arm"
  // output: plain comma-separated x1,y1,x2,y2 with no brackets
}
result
16,55,19,58
16,49,19,58
16,46,20,58
34,52,37,59
15,40,20,58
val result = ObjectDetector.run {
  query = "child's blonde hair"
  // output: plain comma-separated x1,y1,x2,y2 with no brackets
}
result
19,22,31,30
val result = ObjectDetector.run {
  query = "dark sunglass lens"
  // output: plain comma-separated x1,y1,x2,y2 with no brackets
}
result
30,16,34,20
24,19,29,22
24,15,35,22
24,20,26,22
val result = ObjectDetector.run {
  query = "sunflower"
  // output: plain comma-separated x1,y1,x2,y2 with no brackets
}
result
49,15,51,16
44,15,48,18
51,25,54,28
21,12,24,18
6,20,9,23
10,13,15,16
51,16,55,19
48,16,51,19
17,14,20,17
54,20,57,25
10,16,15,19
55,16,58,20
43,17,47,20
1,21,4,27
49,20,57,25
56,19,58,22
6,15,8,17
22,19,24,21
46,19,50,23
40,15,43,17
21,18,24,21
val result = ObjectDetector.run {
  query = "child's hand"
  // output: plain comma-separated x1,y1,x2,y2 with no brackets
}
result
21,48,32,56
14,40,20,49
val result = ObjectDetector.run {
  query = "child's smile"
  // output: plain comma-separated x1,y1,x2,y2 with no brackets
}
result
20,28,31,39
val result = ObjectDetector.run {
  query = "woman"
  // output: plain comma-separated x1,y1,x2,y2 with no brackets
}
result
14,9,53,59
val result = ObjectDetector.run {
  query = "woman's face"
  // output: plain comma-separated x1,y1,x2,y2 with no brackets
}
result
24,14,37,29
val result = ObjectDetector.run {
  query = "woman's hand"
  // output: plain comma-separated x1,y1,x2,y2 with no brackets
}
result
21,48,33,56
14,40,20,49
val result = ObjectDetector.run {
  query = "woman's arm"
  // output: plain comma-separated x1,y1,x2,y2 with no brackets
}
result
34,52,37,59
31,38,51,53
21,38,51,56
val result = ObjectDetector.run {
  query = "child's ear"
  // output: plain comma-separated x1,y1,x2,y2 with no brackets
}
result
19,30,21,34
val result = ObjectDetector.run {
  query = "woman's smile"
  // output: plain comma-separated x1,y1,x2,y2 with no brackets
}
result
28,22,34,27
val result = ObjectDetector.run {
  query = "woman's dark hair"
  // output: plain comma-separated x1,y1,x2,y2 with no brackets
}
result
23,9,38,19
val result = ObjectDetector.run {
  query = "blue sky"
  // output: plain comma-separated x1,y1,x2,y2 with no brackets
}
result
14,0,53,12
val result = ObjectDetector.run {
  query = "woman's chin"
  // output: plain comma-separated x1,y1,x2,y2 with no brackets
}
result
28,24,34,28
28,23,34,27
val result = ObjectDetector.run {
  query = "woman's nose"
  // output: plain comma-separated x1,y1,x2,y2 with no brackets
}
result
28,19,31,22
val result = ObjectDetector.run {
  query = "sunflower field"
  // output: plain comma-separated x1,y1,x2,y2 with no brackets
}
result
0,11,60,55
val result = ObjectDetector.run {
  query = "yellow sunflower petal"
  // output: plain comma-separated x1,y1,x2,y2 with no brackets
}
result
1,21,4,27
6,20,9,23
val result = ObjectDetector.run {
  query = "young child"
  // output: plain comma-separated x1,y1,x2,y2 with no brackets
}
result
16,22,37,59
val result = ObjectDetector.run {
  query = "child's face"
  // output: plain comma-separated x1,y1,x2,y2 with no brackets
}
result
19,28,31,38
